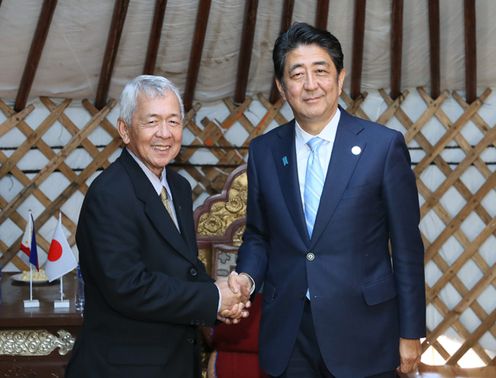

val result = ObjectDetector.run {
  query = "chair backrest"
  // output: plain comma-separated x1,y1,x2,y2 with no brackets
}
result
194,164,247,279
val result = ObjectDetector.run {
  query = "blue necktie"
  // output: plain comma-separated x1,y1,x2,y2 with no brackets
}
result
304,137,325,238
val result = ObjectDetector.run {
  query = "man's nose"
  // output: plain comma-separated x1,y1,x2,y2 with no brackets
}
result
155,121,173,137
304,74,318,90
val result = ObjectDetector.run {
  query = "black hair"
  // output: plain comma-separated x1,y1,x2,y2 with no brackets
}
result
272,22,344,83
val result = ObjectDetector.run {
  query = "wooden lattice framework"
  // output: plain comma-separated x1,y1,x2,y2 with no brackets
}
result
0,88,495,370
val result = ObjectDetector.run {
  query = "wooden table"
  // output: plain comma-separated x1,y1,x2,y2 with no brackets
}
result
0,272,82,377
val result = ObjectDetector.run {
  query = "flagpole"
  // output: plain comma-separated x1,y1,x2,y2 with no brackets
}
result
29,209,34,301
29,265,33,301
59,211,64,305
23,210,40,308
59,275,64,301
58,211,64,302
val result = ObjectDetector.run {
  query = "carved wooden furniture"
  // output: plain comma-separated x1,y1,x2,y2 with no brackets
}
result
194,164,248,277
194,164,267,378
0,273,81,377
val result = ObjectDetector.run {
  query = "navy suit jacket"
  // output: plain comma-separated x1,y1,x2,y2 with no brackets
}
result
236,109,426,377
66,149,218,378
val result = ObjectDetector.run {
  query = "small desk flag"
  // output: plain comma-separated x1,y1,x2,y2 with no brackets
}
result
20,212,39,271
45,214,77,282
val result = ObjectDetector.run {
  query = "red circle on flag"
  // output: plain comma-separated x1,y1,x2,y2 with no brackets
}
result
48,240,62,261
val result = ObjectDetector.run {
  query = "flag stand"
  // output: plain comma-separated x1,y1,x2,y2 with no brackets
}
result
23,265,40,308
46,212,77,308
53,275,70,308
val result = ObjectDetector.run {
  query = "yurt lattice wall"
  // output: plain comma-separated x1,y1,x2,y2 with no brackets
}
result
1,87,495,369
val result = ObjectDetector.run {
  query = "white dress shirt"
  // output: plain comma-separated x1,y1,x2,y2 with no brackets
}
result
295,108,341,207
127,148,179,227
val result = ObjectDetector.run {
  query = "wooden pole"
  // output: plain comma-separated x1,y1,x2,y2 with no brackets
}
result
428,0,441,99
390,0,404,100
14,0,58,111
350,0,366,100
234,0,259,104
143,0,168,75
183,0,212,111
269,0,295,104
464,0,477,103
95,0,130,109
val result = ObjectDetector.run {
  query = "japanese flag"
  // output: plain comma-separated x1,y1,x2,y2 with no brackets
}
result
45,214,77,282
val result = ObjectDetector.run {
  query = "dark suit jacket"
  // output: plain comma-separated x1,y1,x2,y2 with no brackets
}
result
65,149,218,378
236,109,426,377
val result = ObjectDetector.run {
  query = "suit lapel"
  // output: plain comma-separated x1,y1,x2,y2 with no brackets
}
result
310,110,367,246
272,122,310,245
119,149,196,265
167,170,197,261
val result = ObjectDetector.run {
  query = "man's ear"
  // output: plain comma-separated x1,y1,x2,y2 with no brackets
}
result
275,79,287,101
117,118,130,145
337,68,346,95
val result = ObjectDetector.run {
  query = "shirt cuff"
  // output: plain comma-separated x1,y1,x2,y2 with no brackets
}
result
216,284,222,313
239,273,256,295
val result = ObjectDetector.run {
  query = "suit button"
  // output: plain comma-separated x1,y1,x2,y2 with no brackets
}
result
189,267,198,277
186,337,195,344
306,252,315,261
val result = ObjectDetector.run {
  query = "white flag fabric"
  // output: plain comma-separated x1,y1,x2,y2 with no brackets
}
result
45,215,77,282
20,212,39,270
20,214,33,256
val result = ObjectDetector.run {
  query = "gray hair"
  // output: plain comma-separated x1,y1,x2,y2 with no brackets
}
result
119,75,185,125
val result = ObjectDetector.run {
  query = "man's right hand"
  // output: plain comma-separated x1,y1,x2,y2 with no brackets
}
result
215,277,251,324
227,271,253,296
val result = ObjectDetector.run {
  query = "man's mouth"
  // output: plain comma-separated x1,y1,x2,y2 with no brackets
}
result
152,144,171,151
304,95,322,102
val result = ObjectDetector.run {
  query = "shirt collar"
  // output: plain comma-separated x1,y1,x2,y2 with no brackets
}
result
126,148,167,196
295,107,341,145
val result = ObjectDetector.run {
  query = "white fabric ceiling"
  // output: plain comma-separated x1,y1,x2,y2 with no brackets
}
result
1,0,496,104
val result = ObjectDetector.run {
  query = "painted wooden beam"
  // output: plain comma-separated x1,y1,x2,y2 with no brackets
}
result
14,0,57,111
269,0,295,104
143,0,168,75
95,0,130,110
350,0,366,100
315,0,329,30
428,0,440,99
390,0,403,100
234,0,259,104
464,0,477,103
183,0,212,111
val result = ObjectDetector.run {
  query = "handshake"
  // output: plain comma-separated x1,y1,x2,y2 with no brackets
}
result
214,271,253,324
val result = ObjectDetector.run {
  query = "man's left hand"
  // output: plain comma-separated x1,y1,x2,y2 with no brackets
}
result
398,338,421,374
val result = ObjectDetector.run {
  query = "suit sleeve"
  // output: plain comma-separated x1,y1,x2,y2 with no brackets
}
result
383,132,426,338
236,142,269,291
77,181,219,327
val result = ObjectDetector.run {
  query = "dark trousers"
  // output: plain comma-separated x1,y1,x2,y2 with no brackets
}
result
270,300,397,378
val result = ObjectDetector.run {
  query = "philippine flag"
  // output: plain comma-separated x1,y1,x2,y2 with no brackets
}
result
45,214,77,282
20,213,39,270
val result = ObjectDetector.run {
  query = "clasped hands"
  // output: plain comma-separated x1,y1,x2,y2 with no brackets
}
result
215,271,253,324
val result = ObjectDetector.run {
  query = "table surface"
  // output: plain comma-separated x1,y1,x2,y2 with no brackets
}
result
0,272,83,328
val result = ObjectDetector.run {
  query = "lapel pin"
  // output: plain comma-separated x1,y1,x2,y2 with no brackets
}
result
282,156,289,166
351,146,361,156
